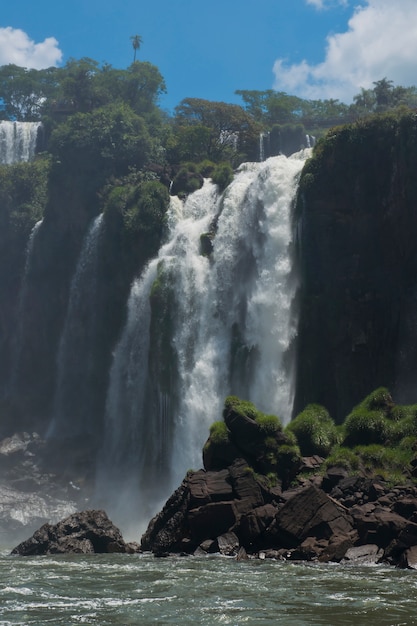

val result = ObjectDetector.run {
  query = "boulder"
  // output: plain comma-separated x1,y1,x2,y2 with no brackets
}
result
11,510,126,555
342,544,384,565
273,485,354,547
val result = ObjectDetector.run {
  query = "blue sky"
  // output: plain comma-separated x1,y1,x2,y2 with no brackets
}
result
1,0,417,112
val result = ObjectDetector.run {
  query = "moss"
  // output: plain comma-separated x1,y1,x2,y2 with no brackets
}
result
255,413,282,435
324,447,360,472
223,395,259,421
209,420,229,445
343,407,393,447
354,444,413,478
287,404,339,457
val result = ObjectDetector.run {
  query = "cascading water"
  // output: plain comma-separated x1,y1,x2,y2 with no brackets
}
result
97,150,310,531
48,213,104,439
0,121,41,164
8,219,43,396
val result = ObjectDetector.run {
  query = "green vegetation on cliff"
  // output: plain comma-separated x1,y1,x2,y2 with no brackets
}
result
205,389,417,489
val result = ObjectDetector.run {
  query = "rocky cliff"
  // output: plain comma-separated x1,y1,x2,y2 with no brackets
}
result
294,113,417,421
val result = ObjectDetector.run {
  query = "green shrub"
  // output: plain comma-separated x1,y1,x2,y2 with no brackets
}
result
359,387,393,412
343,407,392,446
212,162,233,191
197,159,216,177
287,404,339,456
354,444,413,477
324,447,360,472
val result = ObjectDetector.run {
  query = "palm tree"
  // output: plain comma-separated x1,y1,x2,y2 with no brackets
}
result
130,35,143,63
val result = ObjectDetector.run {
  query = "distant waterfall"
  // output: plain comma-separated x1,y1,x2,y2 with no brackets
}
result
9,219,43,394
48,214,104,438
0,121,41,164
97,150,310,530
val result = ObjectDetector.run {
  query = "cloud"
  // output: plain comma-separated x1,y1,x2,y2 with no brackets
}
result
0,27,62,69
306,0,348,8
274,0,417,102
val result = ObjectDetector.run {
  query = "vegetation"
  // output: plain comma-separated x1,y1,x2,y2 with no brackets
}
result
207,388,417,488
286,404,339,457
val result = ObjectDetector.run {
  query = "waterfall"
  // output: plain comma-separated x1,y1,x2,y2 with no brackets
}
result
8,219,43,394
0,121,41,165
97,150,310,531
48,214,104,439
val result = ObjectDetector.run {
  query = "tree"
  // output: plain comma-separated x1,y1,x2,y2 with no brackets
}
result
173,97,260,164
130,35,143,63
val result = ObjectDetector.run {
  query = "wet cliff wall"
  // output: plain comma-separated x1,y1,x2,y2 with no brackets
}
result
294,112,417,422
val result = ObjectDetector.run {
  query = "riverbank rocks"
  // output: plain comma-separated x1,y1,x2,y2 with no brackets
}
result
10,510,130,555
141,460,417,568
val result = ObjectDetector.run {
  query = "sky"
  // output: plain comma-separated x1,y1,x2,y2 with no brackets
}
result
1,0,417,112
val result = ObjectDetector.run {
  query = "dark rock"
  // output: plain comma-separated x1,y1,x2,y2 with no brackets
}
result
11,510,126,555
188,469,233,507
399,546,417,569
188,501,237,544
393,497,417,519
228,459,264,514
274,485,354,547
236,546,249,561
322,466,349,492
351,505,409,548
141,480,190,553
239,504,278,547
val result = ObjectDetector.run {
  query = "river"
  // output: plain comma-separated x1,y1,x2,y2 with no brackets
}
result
1,550,417,625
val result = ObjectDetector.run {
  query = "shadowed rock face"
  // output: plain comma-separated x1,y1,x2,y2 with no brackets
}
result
293,115,417,421
11,510,128,555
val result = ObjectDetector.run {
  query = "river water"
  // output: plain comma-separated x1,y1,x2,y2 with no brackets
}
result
1,550,417,625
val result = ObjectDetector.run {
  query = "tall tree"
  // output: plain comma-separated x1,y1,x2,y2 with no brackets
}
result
130,35,143,63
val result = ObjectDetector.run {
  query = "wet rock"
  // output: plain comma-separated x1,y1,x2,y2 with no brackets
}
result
11,510,127,555
274,485,354,547
215,532,239,556
342,544,384,565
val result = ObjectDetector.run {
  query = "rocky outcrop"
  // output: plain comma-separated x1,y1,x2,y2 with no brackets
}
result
10,510,133,555
141,459,417,568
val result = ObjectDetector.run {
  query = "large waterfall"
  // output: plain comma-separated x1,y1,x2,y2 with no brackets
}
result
96,150,310,531
0,121,41,164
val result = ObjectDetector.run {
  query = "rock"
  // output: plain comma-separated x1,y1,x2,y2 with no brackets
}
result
273,485,354,547
399,545,417,569
236,546,249,561
342,544,384,565
141,480,190,554
11,510,127,555
215,532,239,556
239,504,278,547
188,469,233,507
188,501,237,544
350,505,409,548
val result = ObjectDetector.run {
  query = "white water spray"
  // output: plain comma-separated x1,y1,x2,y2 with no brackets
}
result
9,219,43,394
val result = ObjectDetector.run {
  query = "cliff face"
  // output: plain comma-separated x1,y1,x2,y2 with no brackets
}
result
294,113,417,421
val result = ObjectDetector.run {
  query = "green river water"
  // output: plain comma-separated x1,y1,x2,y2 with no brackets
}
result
1,551,417,625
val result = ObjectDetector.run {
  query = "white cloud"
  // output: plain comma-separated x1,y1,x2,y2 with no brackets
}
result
306,0,348,9
0,27,62,69
274,0,417,102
